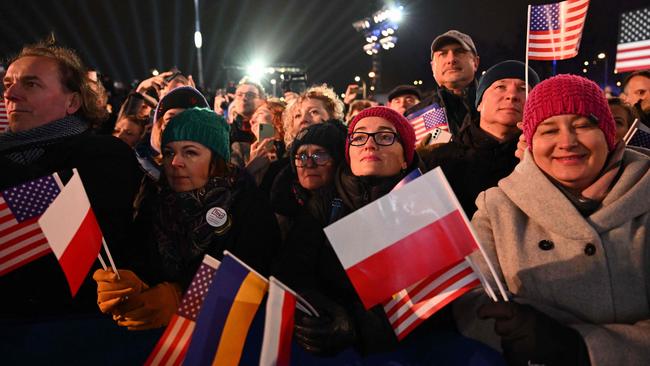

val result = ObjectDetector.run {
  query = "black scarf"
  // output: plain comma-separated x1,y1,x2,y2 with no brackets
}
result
0,115,88,164
153,168,243,284
334,165,405,213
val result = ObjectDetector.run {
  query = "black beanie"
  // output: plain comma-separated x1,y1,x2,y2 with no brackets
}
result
475,60,541,108
290,121,347,172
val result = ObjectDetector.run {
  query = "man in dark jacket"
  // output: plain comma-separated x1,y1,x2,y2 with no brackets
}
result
422,60,540,217
405,30,480,136
0,40,141,319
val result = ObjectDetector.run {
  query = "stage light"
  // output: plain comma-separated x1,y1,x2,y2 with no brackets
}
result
194,31,202,49
246,60,267,82
388,6,404,23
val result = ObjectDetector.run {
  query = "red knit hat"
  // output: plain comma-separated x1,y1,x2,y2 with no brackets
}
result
345,106,416,165
523,74,616,151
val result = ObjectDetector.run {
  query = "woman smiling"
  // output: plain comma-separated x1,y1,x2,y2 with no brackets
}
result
457,75,650,365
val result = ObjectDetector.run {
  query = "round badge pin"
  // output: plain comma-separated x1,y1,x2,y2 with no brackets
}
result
206,207,228,228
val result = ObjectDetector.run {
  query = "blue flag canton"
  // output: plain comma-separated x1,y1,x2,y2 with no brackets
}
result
628,127,650,149
178,262,218,320
531,3,561,31
2,175,60,222
422,107,448,129
619,7,650,44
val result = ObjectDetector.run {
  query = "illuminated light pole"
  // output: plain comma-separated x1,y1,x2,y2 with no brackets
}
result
193,0,204,88
598,52,608,88
354,76,367,99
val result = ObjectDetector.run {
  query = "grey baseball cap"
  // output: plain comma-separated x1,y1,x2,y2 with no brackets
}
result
430,30,477,59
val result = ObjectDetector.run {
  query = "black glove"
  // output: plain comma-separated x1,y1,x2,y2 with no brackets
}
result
478,301,590,366
294,292,357,356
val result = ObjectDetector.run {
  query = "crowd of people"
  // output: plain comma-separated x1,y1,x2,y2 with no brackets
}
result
1,27,649,365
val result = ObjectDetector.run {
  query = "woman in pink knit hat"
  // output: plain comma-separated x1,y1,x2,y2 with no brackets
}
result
456,74,650,365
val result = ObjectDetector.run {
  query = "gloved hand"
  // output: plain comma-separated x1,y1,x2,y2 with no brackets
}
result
114,282,182,331
93,269,149,313
294,292,357,356
478,301,590,366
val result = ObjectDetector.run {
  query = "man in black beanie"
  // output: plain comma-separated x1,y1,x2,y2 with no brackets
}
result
422,60,540,216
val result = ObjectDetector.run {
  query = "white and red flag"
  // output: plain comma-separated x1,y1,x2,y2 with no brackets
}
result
145,255,221,366
526,0,589,61
259,277,297,366
324,167,481,309
38,170,103,296
0,174,62,276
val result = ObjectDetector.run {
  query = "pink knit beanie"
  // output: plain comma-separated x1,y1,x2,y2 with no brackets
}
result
345,106,416,165
523,74,616,151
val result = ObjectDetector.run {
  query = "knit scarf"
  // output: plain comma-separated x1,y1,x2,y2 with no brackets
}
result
0,116,88,165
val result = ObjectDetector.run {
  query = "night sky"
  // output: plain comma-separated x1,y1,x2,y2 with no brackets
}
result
0,0,648,95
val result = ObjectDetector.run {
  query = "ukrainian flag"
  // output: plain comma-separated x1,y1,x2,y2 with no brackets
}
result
184,251,268,366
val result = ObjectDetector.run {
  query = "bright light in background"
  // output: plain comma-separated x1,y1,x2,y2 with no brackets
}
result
368,71,376,78
388,6,404,23
341,93,346,98
583,68,588,73
616,81,621,86
370,86,375,91
597,52,606,59
354,76,361,82
583,61,589,66
194,31,202,49
270,79,276,85
246,60,267,82
152,69,159,76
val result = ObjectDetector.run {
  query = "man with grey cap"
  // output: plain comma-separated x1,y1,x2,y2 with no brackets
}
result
406,29,480,137
422,60,540,216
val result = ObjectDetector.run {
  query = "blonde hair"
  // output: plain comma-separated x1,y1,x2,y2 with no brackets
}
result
299,84,345,121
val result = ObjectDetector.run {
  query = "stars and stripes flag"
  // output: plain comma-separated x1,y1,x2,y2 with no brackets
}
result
145,255,221,366
0,174,61,276
184,252,268,366
324,167,484,309
0,99,8,133
624,119,650,148
406,103,448,145
380,169,481,340
615,7,650,73
527,0,590,61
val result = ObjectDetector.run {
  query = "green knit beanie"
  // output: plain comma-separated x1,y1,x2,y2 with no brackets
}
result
162,107,231,161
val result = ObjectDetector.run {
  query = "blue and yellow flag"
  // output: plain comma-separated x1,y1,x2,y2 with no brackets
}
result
184,252,268,366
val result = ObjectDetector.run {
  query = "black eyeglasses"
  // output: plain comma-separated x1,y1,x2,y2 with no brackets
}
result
294,152,332,167
348,131,399,146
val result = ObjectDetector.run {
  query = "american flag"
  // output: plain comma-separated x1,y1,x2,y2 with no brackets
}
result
0,99,8,133
527,0,590,61
615,7,650,73
626,121,650,148
406,104,448,145
383,260,480,340
145,255,221,366
0,175,61,276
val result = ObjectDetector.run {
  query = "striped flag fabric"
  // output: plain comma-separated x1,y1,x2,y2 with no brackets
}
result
0,99,8,133
38,170,103,296
184,252,268,366
615,7,650,73
406,103,448,145
324,167,480,309
383,260,480,340
0,174,61,276
145,255,221,366
259,277,296,366
379,169,480,340
527,0,590,61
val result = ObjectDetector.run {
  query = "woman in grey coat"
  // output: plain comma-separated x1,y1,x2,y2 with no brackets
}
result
456,74,650,365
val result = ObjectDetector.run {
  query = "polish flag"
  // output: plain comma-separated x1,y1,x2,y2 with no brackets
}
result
324,167,480,309
259,277,297,366
38,171,103,296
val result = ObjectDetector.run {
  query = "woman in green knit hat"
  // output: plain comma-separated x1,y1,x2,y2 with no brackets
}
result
93,107,281,330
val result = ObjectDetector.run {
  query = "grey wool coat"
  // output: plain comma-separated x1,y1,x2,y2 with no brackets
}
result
455,148,650,365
